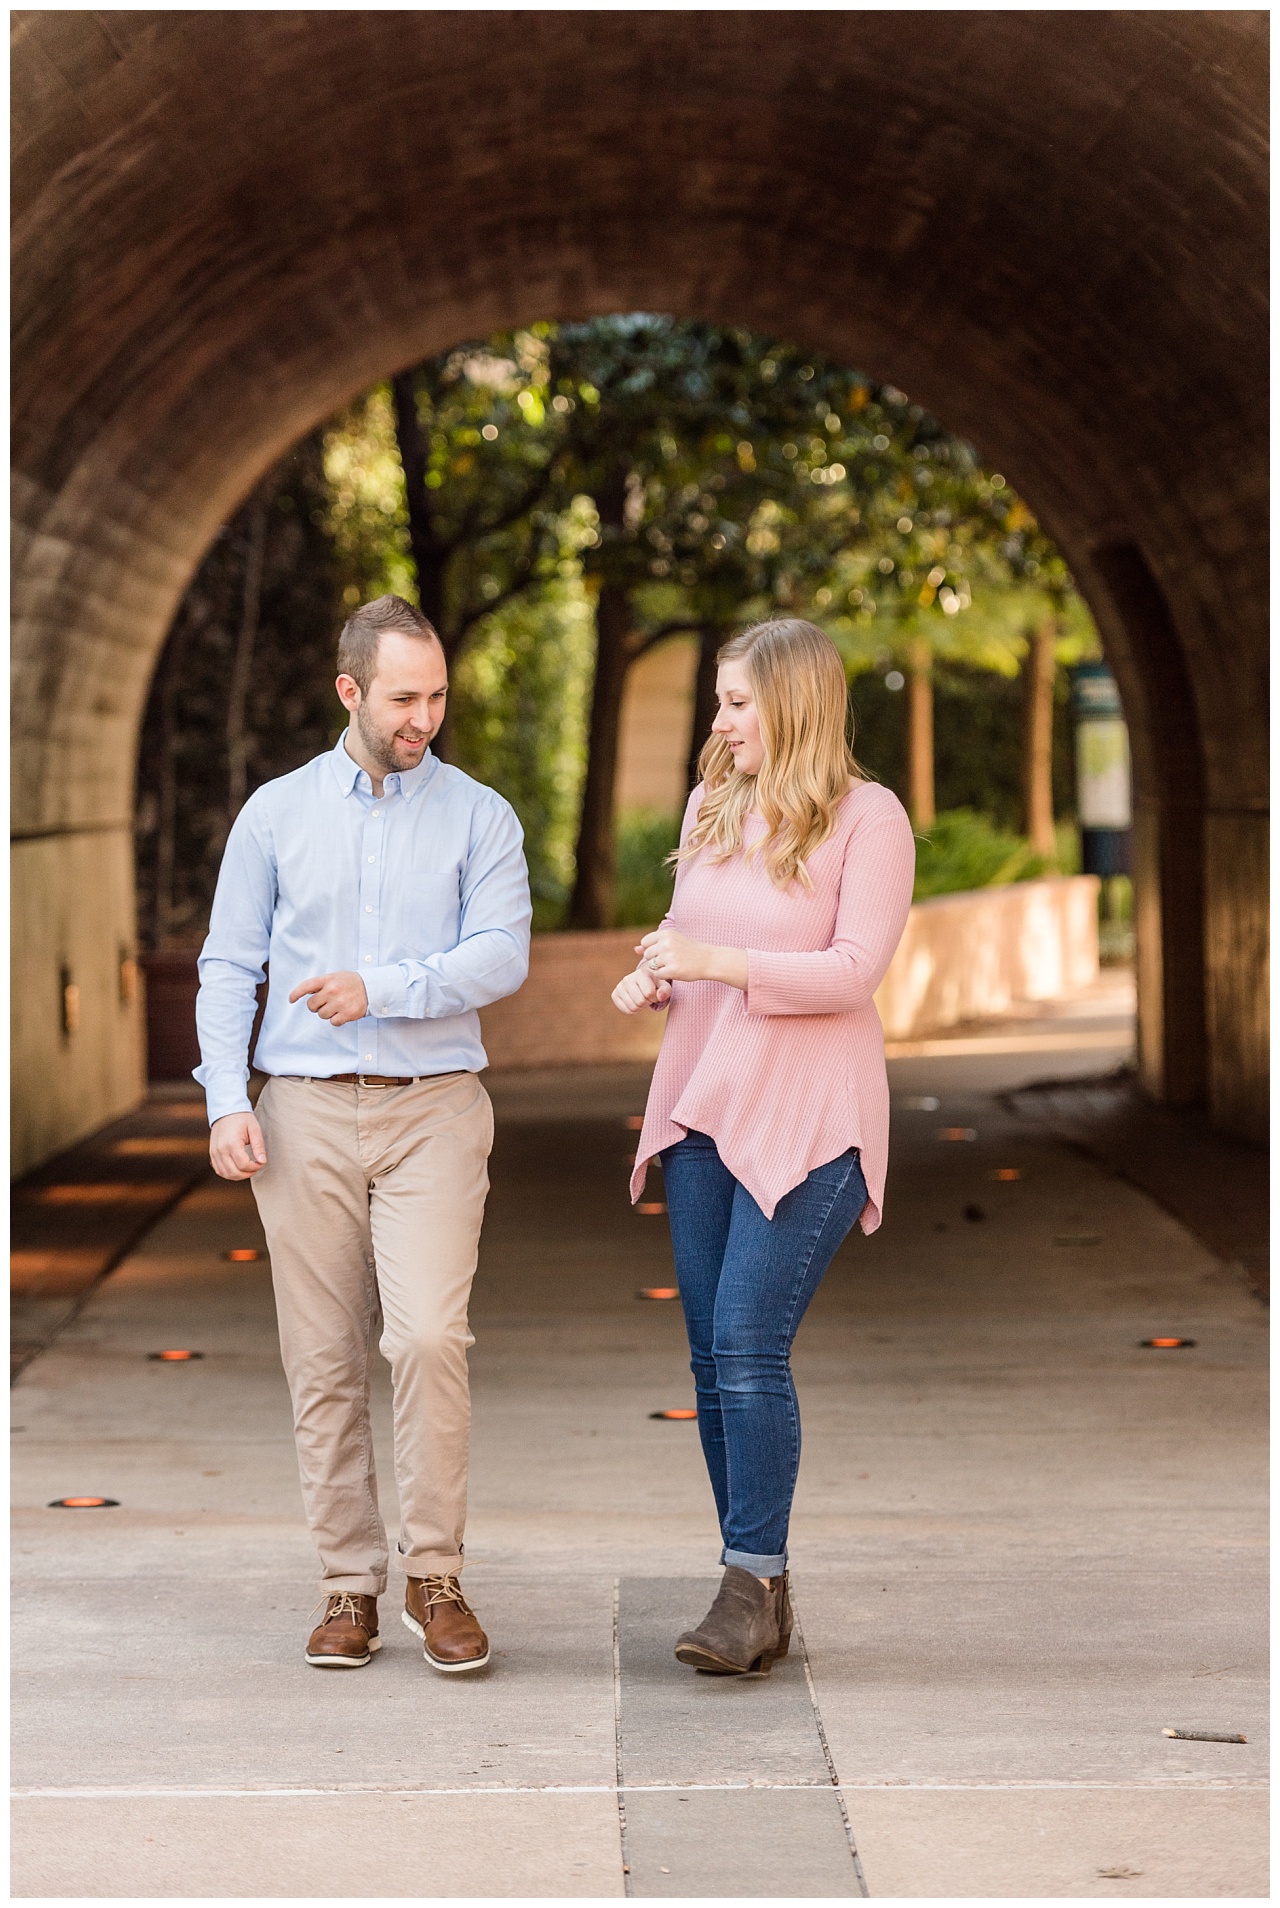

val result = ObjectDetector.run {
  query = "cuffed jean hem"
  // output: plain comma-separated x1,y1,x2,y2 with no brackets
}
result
723,1546,788,1576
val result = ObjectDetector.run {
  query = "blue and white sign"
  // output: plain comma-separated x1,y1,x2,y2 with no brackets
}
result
1070,664,1131,875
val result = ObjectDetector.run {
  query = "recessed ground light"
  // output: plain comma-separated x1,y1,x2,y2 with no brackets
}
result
902,1096,940,1111
223,1248,260,1262
32,1181,175,1205
991,1168,1021,1181
49,1496,119,1508
637,1287,679,1301
147,1349,204,1362
1141,1337,1197,1349
1054,1233,1101,1246
650,1408,697,1420
637,1202,667,1215
112,1137,208,1157
938,1127,977,1142
624,1116,644,1130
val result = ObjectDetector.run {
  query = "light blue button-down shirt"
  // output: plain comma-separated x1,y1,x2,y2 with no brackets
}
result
194,735,532,1123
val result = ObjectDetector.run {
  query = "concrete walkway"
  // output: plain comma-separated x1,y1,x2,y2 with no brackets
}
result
11,998,1268,1897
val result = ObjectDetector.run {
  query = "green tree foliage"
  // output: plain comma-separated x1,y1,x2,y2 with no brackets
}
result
322,386,417,605
614,810,681,928
849,661,1078,831
331,317,1100,924
383,334,569,660
447,576,595,930
134,433,343,950
135,316,1098,954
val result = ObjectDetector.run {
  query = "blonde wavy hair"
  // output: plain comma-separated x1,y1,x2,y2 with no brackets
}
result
675,618,861,889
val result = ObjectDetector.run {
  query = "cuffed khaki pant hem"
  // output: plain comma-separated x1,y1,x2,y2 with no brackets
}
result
319,1552,466,1598
252,1071,493,1596
400,1550,466,1580
319,1573,388,1598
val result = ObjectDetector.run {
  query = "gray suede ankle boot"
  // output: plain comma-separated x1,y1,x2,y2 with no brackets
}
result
674,1566,792,1674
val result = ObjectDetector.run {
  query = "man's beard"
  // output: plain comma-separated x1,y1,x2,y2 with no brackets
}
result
356,702,431,774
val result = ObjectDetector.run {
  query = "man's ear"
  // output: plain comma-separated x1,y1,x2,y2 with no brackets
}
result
335,673,361,715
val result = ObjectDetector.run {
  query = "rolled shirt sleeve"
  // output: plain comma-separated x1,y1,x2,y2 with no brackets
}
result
194,800,278,1123
362,795,531,1021
745,791,916,1016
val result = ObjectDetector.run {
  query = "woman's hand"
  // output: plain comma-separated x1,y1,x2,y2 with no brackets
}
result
611,963,672,1016
638,928,749,991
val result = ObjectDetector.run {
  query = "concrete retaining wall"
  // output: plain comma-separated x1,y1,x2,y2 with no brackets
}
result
478,876,1101,1068
479,930,667,1067
11,831,147,1176
874,875,1101,1041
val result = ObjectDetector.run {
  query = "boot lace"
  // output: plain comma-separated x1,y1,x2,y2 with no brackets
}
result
314,1591,370,1626
416,1573,472,1615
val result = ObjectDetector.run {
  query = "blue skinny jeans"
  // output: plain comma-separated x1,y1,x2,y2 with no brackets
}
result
659,1129,869,1576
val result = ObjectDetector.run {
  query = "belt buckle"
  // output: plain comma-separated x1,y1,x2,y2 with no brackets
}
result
357,1074,388,1088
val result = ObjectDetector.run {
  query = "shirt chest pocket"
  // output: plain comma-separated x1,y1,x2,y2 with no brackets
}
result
400,867,462,951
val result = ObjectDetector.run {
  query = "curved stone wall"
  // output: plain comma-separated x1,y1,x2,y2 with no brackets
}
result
11,11,1267,1167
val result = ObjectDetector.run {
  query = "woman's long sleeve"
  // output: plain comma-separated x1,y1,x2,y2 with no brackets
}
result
744,791,916,1016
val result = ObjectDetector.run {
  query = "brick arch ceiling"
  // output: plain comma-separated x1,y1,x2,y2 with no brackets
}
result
13,9,1267,842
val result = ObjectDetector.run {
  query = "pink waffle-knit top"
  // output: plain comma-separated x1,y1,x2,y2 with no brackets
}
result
630,779,916,1231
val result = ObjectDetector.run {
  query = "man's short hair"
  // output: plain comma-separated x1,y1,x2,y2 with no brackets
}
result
337,595,441,696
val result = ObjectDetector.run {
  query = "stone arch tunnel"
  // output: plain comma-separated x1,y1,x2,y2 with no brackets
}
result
11,10,1267,1174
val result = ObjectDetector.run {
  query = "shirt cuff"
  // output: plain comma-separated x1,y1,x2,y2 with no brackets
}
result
202,1086,254,1126
363,963,412,1019
744,948,783,1015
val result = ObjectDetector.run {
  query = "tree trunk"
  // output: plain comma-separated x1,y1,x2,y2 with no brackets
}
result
568,579,633,928
686,624,722,793
226,492,269,825
390,371,449,640
906,638,935,828
1022,614,1058,858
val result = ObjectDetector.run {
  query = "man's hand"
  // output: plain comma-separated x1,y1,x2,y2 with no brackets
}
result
611,963,672,1016
288,971,369,1025
210,1112,268,1181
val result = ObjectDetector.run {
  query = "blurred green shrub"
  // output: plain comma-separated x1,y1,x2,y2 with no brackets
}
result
1054,819,1082,875
912,808,1055,900
614,809,681,927
1099,873,1134,964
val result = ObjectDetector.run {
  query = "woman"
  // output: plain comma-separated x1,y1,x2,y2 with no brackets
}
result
612,618,915,1676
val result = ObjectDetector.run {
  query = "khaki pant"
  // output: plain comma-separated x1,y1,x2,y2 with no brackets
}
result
251,1072,493,1595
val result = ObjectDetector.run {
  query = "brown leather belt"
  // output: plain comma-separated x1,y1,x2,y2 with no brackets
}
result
299,1073,422,1087
278,1071,467,1088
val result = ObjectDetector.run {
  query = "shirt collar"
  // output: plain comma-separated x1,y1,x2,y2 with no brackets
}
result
329,731,437,803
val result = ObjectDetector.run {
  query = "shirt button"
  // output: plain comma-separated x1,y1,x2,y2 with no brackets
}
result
364,1053,373,1061
363,955,373,963
365,905,373,913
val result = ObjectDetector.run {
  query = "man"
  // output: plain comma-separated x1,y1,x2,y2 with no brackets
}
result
196,593,531,1672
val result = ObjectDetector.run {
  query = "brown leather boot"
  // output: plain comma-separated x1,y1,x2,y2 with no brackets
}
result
674,1567,791,1675
305,1592,380,1668
403,1574,490,1672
